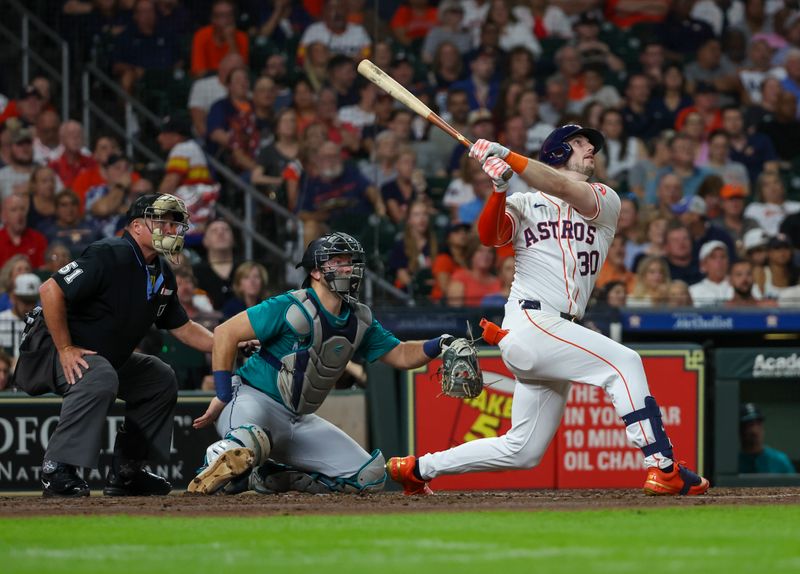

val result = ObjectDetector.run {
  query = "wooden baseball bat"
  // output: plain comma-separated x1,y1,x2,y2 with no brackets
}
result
357,59,512,181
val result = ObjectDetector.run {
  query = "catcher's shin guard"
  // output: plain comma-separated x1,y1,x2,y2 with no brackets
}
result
387,455,433,495
249,450,386,494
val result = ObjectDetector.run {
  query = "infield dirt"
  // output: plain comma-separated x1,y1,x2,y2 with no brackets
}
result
2,487,799,516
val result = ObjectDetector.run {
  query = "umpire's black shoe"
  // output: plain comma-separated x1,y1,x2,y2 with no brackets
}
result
42,464,90,498
103,467,172,496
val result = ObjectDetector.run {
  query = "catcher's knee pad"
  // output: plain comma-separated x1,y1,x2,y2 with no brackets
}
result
205,424,272,467
250,450,386,495
621,396,674,460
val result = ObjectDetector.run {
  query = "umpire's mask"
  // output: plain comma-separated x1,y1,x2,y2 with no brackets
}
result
296,232,365,304
128,194,190,264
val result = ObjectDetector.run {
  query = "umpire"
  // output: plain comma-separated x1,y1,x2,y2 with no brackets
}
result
38,194,214,497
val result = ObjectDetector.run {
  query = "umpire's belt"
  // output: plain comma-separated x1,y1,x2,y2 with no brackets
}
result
519,299,581,323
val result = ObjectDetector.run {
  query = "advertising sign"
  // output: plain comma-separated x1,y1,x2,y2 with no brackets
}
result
0,396,217,491
408,347,703,490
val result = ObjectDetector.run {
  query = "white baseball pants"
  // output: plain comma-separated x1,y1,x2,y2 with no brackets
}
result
418,301,672,480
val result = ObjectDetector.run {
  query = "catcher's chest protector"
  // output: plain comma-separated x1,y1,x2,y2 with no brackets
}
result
275,290,372,415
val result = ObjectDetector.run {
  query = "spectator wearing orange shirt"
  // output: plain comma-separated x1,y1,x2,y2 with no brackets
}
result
446,242,501,307
390,0,438,48
71,135,141,213
674,82,723,136
553,45,586,106
596,236,636,294
430,222,472,302
604,0,670,30
190,0,249,77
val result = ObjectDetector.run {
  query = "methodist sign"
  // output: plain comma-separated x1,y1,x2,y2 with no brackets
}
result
406,345,704,490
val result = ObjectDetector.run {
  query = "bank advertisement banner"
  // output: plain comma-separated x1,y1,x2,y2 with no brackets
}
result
408,347,704,490
0,396,217,491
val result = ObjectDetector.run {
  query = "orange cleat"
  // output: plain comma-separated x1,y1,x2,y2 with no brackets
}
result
386,455,433,496
643,461,709,496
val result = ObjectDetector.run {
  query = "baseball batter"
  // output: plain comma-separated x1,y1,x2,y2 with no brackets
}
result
387,125,709,496
188,232,456,495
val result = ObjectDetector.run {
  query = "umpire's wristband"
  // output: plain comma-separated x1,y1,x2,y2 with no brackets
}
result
423,337,443,359
213,370,233,403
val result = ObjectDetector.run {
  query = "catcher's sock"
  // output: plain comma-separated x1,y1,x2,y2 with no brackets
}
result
661,463,674,473
412,461,423,481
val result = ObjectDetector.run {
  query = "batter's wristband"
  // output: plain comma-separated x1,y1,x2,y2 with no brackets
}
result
213,370,233,403
423,337,442,359
506,152,528,174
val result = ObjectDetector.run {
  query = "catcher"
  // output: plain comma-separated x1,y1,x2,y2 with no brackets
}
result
188,232,482,495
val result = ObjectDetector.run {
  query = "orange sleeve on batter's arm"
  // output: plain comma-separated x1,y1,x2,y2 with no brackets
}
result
477,191,513,247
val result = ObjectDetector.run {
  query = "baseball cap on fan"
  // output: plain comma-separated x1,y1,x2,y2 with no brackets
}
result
743,228,769,252
698,240,727,261
468,108,493,127
13,273,42,303
671,195,706,216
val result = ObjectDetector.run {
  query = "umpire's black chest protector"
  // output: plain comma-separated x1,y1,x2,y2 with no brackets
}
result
53,232,188,369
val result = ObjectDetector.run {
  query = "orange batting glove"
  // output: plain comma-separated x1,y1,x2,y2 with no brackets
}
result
480,318,508,345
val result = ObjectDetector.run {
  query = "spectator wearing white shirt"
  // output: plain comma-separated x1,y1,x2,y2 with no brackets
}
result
738,34,786,105
513,0,573,40
690,240,734,307
744,171,800,236
461,0,491,46
486,0,541,58
337,79,377,132
297,0,371,62
187,52,244,139
690,0,744,37
0,273,41,359
33,110,63,164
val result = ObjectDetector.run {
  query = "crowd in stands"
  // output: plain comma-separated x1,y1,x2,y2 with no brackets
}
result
3,0,800,387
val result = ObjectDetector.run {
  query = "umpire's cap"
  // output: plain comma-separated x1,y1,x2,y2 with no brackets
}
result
539,124,605,167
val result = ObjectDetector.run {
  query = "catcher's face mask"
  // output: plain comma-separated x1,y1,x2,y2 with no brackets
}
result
319,253,364,304
143,195,190,264
299,232,366,304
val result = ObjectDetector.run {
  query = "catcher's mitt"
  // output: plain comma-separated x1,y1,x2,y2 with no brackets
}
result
439,337,483,398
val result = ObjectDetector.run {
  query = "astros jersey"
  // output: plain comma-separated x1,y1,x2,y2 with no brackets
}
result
237,288,401,407
504,182,620,318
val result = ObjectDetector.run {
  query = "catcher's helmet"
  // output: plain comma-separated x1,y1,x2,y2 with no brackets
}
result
538,124,605,167
296,232,366,303
126,193,190,263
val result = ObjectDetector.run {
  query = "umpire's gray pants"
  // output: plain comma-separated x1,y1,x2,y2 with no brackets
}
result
44,352,178,469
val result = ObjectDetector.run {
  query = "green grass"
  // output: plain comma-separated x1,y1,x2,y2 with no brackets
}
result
2,507,799,573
